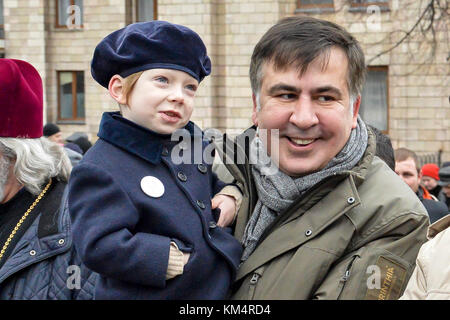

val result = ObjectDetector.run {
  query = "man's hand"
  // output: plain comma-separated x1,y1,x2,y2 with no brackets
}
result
211,194,237,227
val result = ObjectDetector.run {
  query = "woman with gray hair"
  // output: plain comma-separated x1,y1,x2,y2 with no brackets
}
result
0,58,96,299
0,137,71,199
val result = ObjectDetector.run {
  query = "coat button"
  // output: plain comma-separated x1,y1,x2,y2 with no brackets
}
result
305,229,312,237
347,197,355,204
209,221,217,229
197,164,207,174
161,147,169,156
177,172,187,182
196,200,206,209
29,250,36,256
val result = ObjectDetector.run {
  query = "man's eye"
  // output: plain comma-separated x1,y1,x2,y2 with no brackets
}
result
403,173,413,177
278,93,296,100
317,96,334,102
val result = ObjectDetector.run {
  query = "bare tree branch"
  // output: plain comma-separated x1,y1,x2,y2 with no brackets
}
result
367,0,435,64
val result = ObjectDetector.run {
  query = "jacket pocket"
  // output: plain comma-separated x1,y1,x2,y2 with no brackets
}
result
336,253,360,300
247,266,266,299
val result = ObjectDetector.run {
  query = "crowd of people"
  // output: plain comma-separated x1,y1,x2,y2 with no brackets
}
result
0,16,448,300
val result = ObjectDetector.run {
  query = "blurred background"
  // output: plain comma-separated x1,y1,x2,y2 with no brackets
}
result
0,0,448,163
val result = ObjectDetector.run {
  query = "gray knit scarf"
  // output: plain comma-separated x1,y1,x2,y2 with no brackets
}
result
241,116,368,262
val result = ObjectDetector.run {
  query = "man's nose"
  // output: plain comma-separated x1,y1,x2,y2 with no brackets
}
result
289,97,319,129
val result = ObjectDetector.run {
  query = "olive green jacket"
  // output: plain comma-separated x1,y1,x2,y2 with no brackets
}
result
213,127,429,300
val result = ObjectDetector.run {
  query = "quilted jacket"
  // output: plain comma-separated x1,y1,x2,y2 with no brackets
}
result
0,180,97,299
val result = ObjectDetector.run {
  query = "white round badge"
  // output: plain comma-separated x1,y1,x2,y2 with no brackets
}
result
140,176,165,198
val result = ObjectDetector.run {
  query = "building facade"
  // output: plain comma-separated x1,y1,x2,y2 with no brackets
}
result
1,0,449,162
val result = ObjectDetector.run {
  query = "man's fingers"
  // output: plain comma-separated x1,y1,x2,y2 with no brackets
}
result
217,211,233,227
217,214,226,227
211,197,218,209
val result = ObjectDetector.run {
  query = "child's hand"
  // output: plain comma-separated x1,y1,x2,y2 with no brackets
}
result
211,194,237,227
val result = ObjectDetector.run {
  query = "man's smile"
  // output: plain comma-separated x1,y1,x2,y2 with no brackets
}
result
287,137,316,146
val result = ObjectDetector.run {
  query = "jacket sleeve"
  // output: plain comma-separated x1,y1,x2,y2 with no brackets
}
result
313,211,429,300
68,162,171,288
211,170,228,195
398,257,427,300
68,245,98,300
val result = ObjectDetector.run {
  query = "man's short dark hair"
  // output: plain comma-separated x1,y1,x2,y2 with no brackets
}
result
249,16,366,99
370,126,395,171
394,147,420,173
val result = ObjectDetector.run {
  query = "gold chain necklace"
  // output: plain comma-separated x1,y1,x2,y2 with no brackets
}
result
0,179,52,261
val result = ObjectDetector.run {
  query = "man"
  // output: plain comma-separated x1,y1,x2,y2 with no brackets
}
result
394,148,448,223
43,123,64,145
437,166,450,210
43,123,83,166
0,58,96,299
420,163,442,198
214,16,428,299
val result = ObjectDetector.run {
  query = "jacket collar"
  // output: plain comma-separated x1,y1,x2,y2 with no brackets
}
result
232,124,376,182
228,123,376,202
417,185,433,201
97,112,201,165
348,125,376,184
427,214,450,239
225,125,377,279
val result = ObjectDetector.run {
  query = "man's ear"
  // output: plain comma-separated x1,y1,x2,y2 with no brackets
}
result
251,93,259,127
108,75,127,105
351,95,361,129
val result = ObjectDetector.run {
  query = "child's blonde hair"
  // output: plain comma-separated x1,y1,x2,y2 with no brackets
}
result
121,71,144,106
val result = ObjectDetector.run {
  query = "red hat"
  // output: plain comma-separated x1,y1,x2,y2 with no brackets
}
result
420,163,440,181
0,59,43,138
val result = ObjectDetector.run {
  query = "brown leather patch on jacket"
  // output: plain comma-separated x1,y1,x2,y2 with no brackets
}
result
365,256,408,300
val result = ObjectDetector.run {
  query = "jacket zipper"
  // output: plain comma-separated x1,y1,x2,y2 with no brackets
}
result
337,255,358,299
248,266,265,299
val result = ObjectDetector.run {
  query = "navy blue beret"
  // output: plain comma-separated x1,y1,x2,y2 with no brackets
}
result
91,21,211,88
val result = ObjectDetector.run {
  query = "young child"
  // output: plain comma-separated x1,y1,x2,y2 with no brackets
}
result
68,21,243,299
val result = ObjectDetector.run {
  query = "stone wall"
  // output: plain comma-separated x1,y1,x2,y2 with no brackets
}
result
2,0,448,161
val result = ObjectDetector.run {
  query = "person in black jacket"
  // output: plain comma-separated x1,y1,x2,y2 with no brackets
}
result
394,148,449,224
369,125,395,171
0,58,96,299
43,123,83,166
420,163,442,198
68,21,243,300
438,166,450,210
